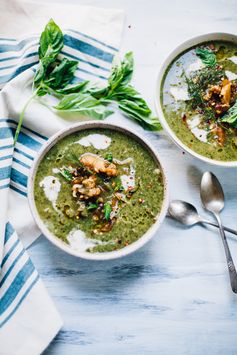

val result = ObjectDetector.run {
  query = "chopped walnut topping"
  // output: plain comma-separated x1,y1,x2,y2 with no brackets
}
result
80,153,117,176
82,175,97,189
204,79,232,116
220,79,231,106
72,174,101,200
211,124,225,147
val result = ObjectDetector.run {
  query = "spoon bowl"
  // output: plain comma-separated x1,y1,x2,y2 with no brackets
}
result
200,172,224,213
168,199,237,237
168,200,201,226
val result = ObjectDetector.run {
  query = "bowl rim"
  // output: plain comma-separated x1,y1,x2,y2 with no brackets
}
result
28,121,169,260
155,32,237,167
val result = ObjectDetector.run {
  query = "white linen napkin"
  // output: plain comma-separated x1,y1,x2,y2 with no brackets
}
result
0,1,124,354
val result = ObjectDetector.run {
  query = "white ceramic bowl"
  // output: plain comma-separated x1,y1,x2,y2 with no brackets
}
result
28,122,169,260
155,32,237,167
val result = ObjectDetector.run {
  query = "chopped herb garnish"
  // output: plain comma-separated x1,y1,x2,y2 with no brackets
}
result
185,66,226,121
104,202,112,221
105,152,113,162
66,152,79,165
59,168,73,181
114,179,124,192
87,202,98,210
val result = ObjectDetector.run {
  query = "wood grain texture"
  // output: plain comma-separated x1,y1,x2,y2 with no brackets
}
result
28,0,237,353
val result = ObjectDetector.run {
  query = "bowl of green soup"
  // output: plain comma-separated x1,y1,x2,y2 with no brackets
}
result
156,33,237,166
28,122,168,260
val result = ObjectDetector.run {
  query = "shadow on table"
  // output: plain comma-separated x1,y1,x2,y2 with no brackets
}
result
30,235,170,295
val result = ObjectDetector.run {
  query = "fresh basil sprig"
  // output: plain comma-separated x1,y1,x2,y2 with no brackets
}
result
108,52,134,92
14,19,161,144
104,53,161,131
34,19,64,85
55,93,113,120
55,52,161,130
55,81,89,95
14,18,76,143
109,84,160,131
195,47,216,68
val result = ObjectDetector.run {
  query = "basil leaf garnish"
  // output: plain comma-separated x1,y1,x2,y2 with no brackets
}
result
196,47,216,68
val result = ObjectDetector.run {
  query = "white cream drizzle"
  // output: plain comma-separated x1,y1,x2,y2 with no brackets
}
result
39,176,61,210
110,200,120,219
120,164,136,191
186,59,204,75
225,70,237,81
67,229,107,252
75,134,111,150
113,157,136,191
170,86,190,101
52,168,60,174
187,115,208,143
113,157,133,165
229,56,237,65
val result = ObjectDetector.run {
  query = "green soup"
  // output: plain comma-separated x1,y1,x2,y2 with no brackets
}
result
161,41,237,161
34,128,164,253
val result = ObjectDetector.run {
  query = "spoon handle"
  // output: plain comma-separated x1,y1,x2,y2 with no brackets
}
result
214,212,237,294
202,219,237,236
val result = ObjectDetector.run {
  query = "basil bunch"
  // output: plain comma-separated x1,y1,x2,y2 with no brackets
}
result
55,52,161,130
14,19,161,144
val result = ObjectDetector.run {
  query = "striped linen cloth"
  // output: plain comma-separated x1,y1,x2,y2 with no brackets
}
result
0,1,124,354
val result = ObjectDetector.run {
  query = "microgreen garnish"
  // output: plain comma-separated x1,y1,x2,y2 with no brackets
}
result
59,168,73,181
87,202,98,210
105,153,113,162
104,202,112,221
114,179,124,192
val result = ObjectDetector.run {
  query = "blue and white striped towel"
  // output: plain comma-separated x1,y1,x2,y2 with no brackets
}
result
0,1,124,354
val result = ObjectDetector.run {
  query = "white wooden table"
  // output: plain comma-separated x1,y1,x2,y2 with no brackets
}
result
29,0,237,353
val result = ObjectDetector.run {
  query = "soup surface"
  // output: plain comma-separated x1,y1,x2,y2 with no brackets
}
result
34,128,164,253
161,41,237,161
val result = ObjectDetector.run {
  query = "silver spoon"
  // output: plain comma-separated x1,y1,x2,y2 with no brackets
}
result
200,171,237,294
168,200,237,237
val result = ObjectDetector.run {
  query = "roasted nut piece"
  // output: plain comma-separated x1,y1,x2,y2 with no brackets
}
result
211,124,225,146
204,79,232,116
72,183,101,199
100,218,116,232
209,85,221,95
220,79,231,106
72,174,101,199
82,175,97,189
80,153,117,176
